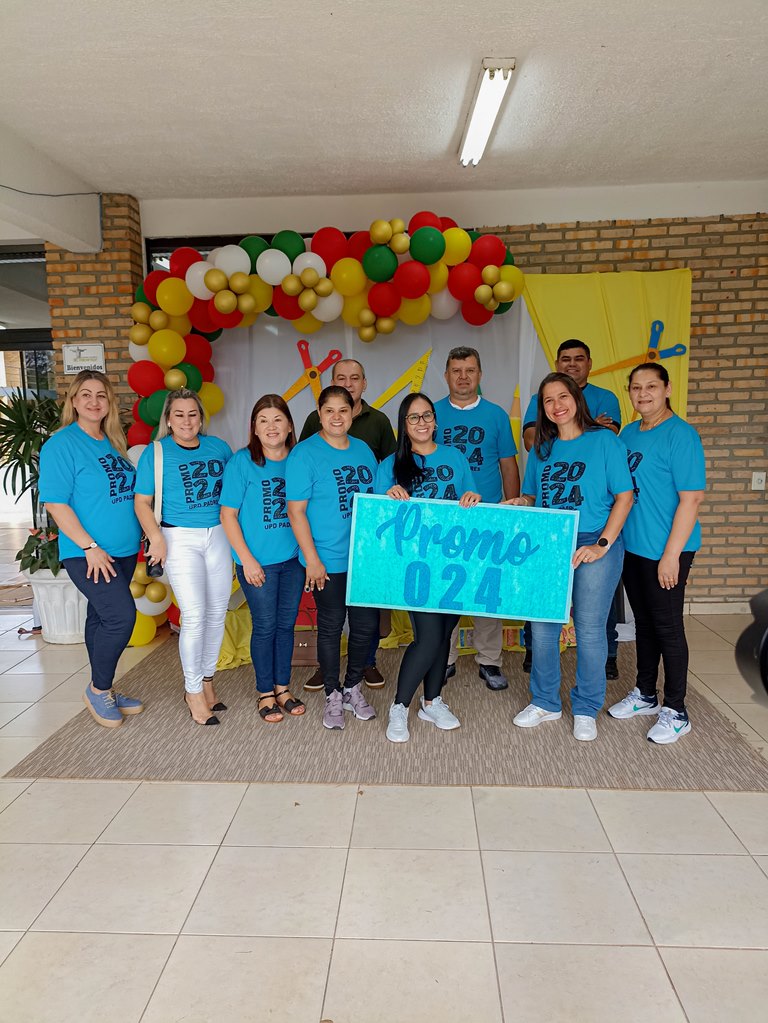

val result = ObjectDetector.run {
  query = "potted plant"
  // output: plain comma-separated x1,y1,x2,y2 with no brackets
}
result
0,388,61,526
15,525,87,644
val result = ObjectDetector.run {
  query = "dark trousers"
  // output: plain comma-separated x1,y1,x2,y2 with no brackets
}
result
396,611,460,707
313,572,379,695
236,558,304,694
63,554,138,691
622,550,695,714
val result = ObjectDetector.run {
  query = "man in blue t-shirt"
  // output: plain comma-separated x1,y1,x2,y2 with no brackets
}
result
434,346,520,692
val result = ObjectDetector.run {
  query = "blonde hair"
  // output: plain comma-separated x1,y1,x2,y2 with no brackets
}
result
156,388,208,440
60,371,127,456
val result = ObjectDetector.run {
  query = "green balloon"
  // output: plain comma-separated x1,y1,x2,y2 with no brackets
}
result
271,230,305,262
409,227,446,266
467,230,481,243
362,244,398,283
493,301,513,316
138,396,153,425
239,235,270,272
264,304,278,317
135,282,157,308
144,389,169,426
175,362,203,392
150,425,159,440
503,249,515,265
191,327,222,342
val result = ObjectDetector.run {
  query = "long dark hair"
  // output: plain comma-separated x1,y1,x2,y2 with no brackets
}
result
534,372,600,459
393,392,436,493
247,394,296,466
628,362,673,410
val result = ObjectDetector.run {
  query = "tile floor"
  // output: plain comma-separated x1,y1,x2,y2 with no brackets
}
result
0,521,766,1020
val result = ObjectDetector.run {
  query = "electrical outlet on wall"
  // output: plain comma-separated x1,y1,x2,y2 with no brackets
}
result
752,471,766,491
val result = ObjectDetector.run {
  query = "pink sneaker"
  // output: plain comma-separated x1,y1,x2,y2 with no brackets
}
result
342,683,376,721
323,690,345,730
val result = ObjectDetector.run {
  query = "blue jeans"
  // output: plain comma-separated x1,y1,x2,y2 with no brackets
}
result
530,531,624,718
236,558,305,694
524,586,619,657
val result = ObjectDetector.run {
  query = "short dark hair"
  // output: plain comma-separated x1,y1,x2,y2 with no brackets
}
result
557,338,591,360
446,346,481,371
318,384,354,410
247,394,296,466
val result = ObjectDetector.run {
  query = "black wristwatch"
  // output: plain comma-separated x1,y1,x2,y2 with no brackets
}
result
597,537,611,549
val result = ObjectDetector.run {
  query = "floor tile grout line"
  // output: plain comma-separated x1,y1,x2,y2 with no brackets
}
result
700,792,753,855
470,785,508,1023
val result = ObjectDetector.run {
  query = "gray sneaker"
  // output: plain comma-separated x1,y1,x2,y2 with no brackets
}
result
417,695,460,730
386,703,410,743
323,690,345,730
342,683,376,721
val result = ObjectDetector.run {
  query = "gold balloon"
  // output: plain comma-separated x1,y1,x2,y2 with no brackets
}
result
315,277,333,297
370,219,393,244
229,271,250,294
474,284,493,305
281,274,303,296
129,322,152,346
166,313,191,336
358,325,377,343
492,281,514,302
239,310,259,327
204,268,228,293
300,267,320,289
131,301,152,324
376,316,396,335
389,218,406,235
390,232,410,254
481,265,501,286
358,308,376,327
144,581,167,603
214,289,237,314
427,261,449,294
129,581,146,599
148,309,169,331
133,563,150,586
298,288,318,312
237,293,257,314
164,368,187,390
487,298,500,311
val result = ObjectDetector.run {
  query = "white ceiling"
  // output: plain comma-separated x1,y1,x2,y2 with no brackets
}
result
1,0,766,201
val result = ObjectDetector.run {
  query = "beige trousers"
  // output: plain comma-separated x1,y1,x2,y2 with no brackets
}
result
447,616,502,668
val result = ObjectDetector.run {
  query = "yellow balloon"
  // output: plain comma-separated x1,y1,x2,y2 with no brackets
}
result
148,329,186,369
427,261,449,294
487,298,500,311
390,232,410,255
164,368,187,390
128,612,156,647
315,277,333,297
341,290,371,327
330,257,366,297
129,322,152,346
237,293,256,314
482,265,501,286
358,325,377,343
492,280,514,303
358,308,376,327
246,275,274,312
131,302,152,324
300,267,320,289
156,277,194,316
376,316,396,335
442,227,472,266
499,265,524,298
198,381,225,416
148,309,169,331
204,268,228,293
292,311,323,334
474,284,493,305
370,219,393,244
229,271,250,294
298,288,318,312
213,289,237,314
281,274,303,297
153,611,168,626
240,310,259,327
144,581,167,603
133,563,151,586
399,294,431,326
389,218,406,235
129,580,146,599
166,313,191,336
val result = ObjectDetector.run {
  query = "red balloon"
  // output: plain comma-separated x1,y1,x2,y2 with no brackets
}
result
447,263,483,302
408,210,442,234
127,421,153,446
271,287,304,321
128,360,165,398
199,362,215,383
131,399,142,422
368,282,401,318
166,603,181,627
169,247,202,278
183,333,212,367
311,227,348,271
468,234,507,268
393,260,430,299
188,296,218,334
347,230,371,263
461,299,494,327
440,216,459,230
207,298,244,329
142,269,170,305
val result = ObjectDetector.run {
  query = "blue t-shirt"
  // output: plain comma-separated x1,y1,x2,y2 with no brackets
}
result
375,444,474,501
219,448,298,566
523,382,622,431
135,434,232,528
621,415,705,559
433,396,517,503
523,427,634,535
39,423,141,560
286,433,377,572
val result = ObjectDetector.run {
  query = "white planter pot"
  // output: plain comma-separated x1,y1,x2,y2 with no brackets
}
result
22,568,87,644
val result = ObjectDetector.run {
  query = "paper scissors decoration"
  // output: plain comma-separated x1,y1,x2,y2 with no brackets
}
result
591,320,687,376
282,340,342,403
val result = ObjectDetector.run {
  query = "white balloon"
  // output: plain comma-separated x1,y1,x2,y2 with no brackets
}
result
127,444,147,467
186,260,215,300
313,289,344,322
207,247,222,266
128,341,148,362
256,248,292,286
134,592,172,616
292,251,326,277
430,289,460,320
213,244,251,278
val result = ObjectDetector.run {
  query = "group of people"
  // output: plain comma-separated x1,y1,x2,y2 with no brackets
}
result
38,337,705,747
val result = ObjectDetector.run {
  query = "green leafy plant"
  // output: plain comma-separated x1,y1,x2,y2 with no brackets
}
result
15,526,63,576
0,389,61,525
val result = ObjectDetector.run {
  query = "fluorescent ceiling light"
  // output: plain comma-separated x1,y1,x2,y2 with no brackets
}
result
459,58,515,167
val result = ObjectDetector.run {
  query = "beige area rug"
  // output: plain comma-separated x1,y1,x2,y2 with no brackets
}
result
6,639,768,790
0,582,31,607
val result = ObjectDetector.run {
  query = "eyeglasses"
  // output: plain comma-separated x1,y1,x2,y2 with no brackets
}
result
405,411,435,424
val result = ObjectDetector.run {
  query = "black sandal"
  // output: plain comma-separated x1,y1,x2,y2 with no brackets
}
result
274,687,305,716
258,694,284,722
203,676,227,712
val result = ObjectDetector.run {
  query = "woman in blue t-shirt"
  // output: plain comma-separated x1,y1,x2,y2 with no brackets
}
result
220,394,305,723
39,370,143,729
508,373,633,741
134,388,232,726
286,385,379,732
376,393,480,743
608,363,706,744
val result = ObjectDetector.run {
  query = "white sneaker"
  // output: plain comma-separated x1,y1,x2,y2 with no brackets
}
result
647,707,691,744
513,703,562,728
608,687,660,719
418,696,460,730
386,703,410,743
573,715,597,741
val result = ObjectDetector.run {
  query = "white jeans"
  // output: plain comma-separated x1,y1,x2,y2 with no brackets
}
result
162,524,232,694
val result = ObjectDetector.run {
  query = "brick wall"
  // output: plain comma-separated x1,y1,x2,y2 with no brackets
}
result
45,193,143,411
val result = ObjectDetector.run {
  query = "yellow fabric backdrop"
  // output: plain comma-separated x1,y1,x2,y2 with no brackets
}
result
523,268,692,420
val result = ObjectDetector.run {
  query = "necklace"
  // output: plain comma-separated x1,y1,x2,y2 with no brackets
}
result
639,409,672,431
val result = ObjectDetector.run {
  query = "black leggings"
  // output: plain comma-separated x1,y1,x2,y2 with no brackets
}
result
313,572,379,695
396,611,460,707
622,550,695,714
